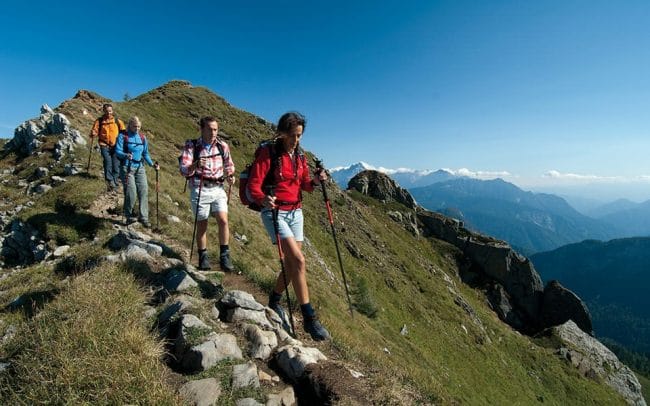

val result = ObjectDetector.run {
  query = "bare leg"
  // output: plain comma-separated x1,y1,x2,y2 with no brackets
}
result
273,239,309,305
196,219,208,250
215,211,229,245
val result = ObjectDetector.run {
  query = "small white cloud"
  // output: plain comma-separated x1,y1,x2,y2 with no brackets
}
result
450,168,512,179
540,171,650,185
331,162,511,180
543,170,620,181
384,167,435,175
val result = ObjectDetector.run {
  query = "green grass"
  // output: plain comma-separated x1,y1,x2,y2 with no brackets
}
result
637,372,650,404
0,265,181,405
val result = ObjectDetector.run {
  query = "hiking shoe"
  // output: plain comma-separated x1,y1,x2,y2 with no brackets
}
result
140,219,151,228
219,252,235,272
198,251,211,270
107,207,121,215
304,316,330,341
125,217,138,226
270,302,292,334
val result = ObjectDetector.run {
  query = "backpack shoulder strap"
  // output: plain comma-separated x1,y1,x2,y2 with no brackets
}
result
262,141,279,189
192,138,202,163
216,139,227,174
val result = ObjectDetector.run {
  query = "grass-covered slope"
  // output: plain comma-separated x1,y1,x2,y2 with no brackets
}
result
0,81,630,404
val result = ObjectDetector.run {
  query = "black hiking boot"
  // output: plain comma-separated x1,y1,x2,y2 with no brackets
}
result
125,217,138,226
198,251,211,270
219,252,235,272
107,207,121,215
304,316,330,341
270,302,292,335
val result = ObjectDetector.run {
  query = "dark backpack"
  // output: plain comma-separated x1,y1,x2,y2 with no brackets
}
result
239,140,304,211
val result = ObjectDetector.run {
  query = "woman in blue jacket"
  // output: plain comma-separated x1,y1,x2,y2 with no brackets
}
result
115,116,159,227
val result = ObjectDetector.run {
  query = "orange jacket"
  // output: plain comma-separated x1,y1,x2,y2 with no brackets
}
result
90,115,126,147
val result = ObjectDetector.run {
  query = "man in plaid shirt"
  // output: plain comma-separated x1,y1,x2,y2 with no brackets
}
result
179,116,236,271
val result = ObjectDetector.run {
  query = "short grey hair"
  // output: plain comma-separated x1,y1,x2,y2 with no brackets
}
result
128,116,141,127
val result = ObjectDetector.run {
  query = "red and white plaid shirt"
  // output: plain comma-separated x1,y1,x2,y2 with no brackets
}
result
179,138,235,184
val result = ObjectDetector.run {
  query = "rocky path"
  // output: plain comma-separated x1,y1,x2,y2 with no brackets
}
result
87,189,371,405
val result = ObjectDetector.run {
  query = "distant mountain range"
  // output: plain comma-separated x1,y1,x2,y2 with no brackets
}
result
593,200,650,238
410,178,616,254
330,162,457,189
331,161,650,252
531,238,650,354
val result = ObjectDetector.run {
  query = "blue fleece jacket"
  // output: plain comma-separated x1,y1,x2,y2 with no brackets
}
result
115,131,154,168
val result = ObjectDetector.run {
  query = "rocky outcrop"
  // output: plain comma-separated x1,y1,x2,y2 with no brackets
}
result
4,104,86,159
387,210,419,237
486,283,526,331
418,210,594,335
554,321,646,405
346,172,592,335
0,219,49,266
348,170,417,209
540,280,592,334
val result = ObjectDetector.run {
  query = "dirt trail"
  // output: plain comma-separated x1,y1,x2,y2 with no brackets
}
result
86,187,375,404
88,189,192,258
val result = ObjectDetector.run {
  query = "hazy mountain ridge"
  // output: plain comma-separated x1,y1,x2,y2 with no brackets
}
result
330,161,458,189
597,201,650,238
410,178,616,254
531,237,650,355
333,162,650,253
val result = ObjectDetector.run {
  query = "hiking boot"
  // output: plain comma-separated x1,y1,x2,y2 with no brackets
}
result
270,302,292,334
125,217,138,226
107,206,121,215
304,316,330,341
198,251,211,270
140,219,151,228
219,252,235,272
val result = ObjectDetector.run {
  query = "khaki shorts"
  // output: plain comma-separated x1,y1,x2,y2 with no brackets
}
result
190,184,228,221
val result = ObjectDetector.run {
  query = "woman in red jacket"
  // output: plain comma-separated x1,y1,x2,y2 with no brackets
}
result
247,112,330,341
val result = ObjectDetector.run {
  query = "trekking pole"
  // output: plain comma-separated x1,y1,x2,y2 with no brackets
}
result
155,165,160,230
270,187,297,337
314,158,354,317
227,181,232,205
86,136,94,173
189,169,204,263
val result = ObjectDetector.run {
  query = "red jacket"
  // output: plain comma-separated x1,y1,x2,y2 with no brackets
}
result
248,145,314,210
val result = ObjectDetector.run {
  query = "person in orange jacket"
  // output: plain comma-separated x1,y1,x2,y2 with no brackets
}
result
90,103,126,192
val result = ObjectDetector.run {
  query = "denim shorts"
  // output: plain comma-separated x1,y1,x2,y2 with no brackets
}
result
261,208,304,244
190,184,228,221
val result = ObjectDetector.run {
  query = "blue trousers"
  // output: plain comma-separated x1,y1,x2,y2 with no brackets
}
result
100,146,120,187
120,164,149,221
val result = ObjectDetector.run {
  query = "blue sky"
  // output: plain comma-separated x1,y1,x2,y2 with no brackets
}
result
2,1,650,199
